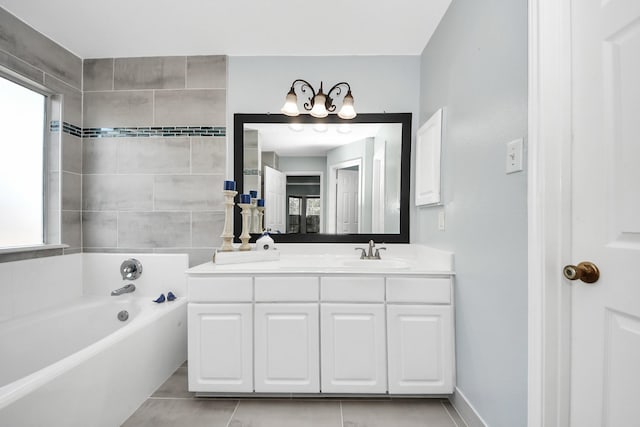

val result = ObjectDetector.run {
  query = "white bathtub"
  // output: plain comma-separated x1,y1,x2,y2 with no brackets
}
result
0,295,187,427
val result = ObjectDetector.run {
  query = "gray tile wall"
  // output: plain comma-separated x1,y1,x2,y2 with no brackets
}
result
0,7,83,258
82,55,228,266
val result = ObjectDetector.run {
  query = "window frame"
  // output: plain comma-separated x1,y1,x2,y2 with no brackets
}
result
0,67,62,253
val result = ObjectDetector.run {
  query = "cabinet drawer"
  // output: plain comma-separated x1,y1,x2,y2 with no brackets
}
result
386,277,451,304
188,276,252,302
321,277,385,302
255,276,318,302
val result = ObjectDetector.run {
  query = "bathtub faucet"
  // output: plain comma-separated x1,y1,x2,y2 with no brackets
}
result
111,283,136,296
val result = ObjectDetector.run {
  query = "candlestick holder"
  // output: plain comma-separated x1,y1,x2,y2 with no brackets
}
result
257,206,265,233
238,203,252,251
219,190,237,252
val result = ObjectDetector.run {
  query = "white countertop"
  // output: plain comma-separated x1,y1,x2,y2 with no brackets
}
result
186,244,454,276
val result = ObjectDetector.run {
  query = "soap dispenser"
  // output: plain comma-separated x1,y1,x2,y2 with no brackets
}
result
255,232,275,251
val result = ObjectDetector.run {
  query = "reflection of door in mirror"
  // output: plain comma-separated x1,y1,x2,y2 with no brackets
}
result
336,167,360,234
285,175,322,234
263,166,285,233
287,195,320,234
328,158,362,234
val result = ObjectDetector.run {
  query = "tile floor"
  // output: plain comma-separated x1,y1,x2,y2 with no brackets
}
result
122,363,467,427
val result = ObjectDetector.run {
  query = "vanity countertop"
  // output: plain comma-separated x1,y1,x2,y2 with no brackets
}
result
187,244,454,276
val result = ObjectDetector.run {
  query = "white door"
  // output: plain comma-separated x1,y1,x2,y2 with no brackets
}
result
254,303,320,393
336,169,359,234
263,165,286,233
320,303,386,393
569,1,640,425
387,305,454,394
187,304,253,392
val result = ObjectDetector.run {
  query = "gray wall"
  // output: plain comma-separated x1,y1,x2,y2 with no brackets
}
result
417,0,528,426
82,56,227,266
0,7,83,259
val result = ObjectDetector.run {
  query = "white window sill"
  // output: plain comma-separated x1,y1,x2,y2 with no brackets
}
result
0,244,69,255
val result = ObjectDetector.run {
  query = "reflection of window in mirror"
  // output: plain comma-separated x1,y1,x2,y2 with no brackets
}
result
306,198,321,233
288,196,301,233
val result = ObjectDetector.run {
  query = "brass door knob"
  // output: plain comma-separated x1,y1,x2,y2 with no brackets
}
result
563,261,600,284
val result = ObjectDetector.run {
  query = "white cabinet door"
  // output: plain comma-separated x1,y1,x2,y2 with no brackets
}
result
320,304,387,393
254,303,319,392
188,304,253,392
387,305,454,394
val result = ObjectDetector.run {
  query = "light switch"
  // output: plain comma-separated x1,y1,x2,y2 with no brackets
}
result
506,138,524,174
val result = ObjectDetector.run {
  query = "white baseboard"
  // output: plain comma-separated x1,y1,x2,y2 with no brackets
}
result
449,387,489,427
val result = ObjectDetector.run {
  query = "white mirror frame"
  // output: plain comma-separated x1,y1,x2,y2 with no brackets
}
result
415,108,443,206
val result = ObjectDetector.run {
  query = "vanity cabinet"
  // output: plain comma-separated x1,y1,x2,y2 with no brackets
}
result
187,303,253,392
386,277,454,394
387,305,453,394
320,303,387,393
187,271,454,395
254,303,319,393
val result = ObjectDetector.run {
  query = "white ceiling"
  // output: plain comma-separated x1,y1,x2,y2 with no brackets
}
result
0,0,452,58
247,123,398,157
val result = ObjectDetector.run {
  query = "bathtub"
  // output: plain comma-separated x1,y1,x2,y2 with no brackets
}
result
0,295,187,427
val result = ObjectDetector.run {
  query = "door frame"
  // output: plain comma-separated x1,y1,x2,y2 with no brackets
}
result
528,0,573,425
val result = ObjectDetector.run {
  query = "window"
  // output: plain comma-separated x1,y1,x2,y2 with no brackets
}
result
0,76,46,247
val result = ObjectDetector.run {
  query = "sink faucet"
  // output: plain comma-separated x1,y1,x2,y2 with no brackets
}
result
355,240,387,260
111,283,136,296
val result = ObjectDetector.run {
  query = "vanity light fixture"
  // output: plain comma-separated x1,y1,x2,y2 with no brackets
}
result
281,79,357,119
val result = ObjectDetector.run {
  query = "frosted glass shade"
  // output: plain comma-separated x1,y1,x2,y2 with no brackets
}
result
309,93,328,118
338,91,357,119
281,91,300,116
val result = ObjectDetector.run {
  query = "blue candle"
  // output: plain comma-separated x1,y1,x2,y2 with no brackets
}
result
223,180,236,191
240,194,251,204
257,199,264,207
249,190,258,198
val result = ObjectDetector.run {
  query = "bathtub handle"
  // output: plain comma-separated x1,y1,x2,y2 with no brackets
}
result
120,259,143,281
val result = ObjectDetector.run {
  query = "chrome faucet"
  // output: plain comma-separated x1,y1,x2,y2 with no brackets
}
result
355,240,387,260
111,283,136,296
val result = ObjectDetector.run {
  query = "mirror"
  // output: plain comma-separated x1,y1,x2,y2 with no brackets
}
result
234,113,411,243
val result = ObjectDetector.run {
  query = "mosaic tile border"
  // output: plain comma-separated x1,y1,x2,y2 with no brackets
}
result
50,121,226,138
84,126,226,138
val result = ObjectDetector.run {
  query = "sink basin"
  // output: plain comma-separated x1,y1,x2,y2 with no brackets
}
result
338,259,410,270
